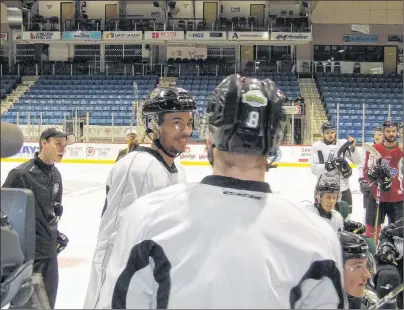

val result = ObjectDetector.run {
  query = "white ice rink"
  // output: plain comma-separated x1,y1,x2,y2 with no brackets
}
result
1,162,367,309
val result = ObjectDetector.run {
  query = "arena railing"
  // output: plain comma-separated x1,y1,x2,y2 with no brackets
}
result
106,18,162,31
63,19,102,31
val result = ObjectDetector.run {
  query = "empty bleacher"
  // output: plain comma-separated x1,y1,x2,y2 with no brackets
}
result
0,75,21,99
317,73,403,142
1,75,157,126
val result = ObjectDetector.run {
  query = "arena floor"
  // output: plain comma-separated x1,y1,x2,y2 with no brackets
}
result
1,162,369,309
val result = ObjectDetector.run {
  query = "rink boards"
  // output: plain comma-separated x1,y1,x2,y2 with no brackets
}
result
1,142,361,167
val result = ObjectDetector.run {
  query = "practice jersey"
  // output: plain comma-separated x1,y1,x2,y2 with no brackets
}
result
83,147,186,309
304,202,344,232
97,175,346,309
357,143,375,179
363,143,403,202
311,139,362,192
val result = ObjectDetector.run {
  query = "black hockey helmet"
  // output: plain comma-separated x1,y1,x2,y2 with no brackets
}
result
382,119,399,130
142,87,196,158
204,74,286,157
321,122,336,133
142,87,196,116
337,231,375,273
315,179,340,196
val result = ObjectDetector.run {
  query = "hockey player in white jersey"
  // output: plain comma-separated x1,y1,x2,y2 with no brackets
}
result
357,126,383,221
97,74,347,309
305,179,365,234
311,122,362,219
83,87,196,309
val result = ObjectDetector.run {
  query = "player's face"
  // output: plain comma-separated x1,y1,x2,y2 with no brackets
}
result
322,130,336,142
161,112,194,153
383,127,398,143
319,192,338,212
41,137,67,163
127,133,138,145
344,258,372,297
373,131,383,144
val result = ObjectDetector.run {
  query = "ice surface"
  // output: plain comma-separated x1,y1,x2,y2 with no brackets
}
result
1,162,368,308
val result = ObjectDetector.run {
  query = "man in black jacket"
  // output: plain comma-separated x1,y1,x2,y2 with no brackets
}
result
2,128,75,308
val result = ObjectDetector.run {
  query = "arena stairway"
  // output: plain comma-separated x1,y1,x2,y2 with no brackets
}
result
298,77,328,143
1,76,36,116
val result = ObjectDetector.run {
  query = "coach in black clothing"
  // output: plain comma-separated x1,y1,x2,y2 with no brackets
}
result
2,128,75,308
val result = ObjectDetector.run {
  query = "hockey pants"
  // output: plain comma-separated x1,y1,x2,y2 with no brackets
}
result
364,196,403,238
374,263,403,309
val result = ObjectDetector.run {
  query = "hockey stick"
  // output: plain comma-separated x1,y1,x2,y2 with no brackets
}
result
337,140,353,158
363,144,383,243
367,283,404,309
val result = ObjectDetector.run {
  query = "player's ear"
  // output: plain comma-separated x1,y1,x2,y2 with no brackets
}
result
205,137,212,151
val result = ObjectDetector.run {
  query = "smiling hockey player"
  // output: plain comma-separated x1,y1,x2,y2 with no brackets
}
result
96,75,346,309
83,87,196,309
311,122,362,219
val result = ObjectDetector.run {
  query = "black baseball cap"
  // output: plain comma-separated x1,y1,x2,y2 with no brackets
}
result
39,128,76,145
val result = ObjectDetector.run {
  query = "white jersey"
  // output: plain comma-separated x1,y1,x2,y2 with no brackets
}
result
84,147,186,309
311,139,362,192
97,176,346,309
304,202,344,232
357,143,373,178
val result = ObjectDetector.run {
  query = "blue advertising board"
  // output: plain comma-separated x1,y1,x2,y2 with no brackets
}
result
62,31,101,41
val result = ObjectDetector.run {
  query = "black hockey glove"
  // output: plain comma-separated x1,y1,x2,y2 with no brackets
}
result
56,231,69,255
48,203,63,226
325,160,336,172
344,220,365,234
375,242,399,265
368,164,391,182
334,158,352,178
381,177,392,192
359,178,371,194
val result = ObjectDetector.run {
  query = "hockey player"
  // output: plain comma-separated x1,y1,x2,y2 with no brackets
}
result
96,75,346,309
358,126,383,221
311,122,362,219
306,179,365,234
363,120,403,239
337,231,376,309
115,128,140,162
373,217,403,309
83,87,196,309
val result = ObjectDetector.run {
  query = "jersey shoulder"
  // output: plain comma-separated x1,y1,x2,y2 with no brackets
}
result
312,140,324,149
114,149,169,176
124,182,197,221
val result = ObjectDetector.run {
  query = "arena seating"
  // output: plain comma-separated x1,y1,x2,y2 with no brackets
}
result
317,73,403,142
2,75,157,126
177,72,300,114
0,75,21,99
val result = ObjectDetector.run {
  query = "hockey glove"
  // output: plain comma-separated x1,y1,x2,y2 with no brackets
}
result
359,178,371,194
375,242,399,265
381,177,392,192
325,160,336,172
344,220,365,234
393,236,403,261
368,164,391,182
334,158,352,178
56,231,69,255
54,202,63,220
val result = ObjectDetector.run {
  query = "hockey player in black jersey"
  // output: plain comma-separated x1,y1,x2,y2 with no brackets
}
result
338,231,377,309
373,217,403,309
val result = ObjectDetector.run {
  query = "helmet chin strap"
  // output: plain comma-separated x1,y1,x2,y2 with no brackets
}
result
153,138,178,158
